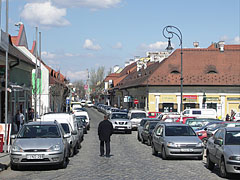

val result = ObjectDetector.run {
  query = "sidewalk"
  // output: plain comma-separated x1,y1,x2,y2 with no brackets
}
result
0,153,10,172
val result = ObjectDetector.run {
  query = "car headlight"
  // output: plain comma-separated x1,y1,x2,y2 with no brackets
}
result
11,145,23,152
48,145,61,152
167,142,180,148
229,156,240,161
196,142,204,147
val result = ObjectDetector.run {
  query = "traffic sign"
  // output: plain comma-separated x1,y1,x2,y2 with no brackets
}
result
134,99,139,104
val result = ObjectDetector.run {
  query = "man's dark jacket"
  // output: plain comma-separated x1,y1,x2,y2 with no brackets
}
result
98,120,113,141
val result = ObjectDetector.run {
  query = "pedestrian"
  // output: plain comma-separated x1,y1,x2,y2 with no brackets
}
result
98,115,113,157
226,114,230,121
15,110,24,131
230,110,236,121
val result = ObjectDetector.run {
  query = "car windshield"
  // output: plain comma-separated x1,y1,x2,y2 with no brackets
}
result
76,116,87,123
112,113,128,119
131,113,146,119
18,125,61,138
165,126,196,136
187,120,210,128
61,123,70,134
225,131,240,145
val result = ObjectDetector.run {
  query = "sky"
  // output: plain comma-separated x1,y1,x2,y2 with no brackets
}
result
0,0,239,82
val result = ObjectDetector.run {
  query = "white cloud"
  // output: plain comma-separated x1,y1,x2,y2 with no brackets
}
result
53,0,122,9
41,51,57,59
66,70,88,81
20,1,70,27
112,42,122,49
233,36,240,44
83,39,102,50
140,41,168,51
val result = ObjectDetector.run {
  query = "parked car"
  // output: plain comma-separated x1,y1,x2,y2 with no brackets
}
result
75,116,88,134
157,112,180,121
206,127,240,178
185,118,221,130
74,111,90,130
234,112,240,121
86,101,94,107
109,112,132,134
141,121,159,146
128,110,147,130
176,116,196,124
148,112,161,118
137,118,160,142
10,121,70,170
206,121,240,140
41,113,80,157
151,122,204,160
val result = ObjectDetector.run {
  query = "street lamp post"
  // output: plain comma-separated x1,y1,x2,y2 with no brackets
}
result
163,25,183,112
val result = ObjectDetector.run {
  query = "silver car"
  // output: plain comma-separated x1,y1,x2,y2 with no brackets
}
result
10,121,70,170
109,112,132,134
151,122,204,160
206,127,240,178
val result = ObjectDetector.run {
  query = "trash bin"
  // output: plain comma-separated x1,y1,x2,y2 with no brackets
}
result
0,134,3,153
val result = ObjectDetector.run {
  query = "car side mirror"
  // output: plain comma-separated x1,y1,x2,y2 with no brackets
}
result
72,130,78,135
214,139,223,146
64,134,71,139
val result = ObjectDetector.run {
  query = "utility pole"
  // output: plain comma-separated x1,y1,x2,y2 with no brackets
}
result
38,31,41,115
34,27,38,121
4,0,9,152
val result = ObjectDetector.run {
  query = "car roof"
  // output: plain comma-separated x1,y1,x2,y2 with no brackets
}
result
225,127,240,131
111,112,127,114
27,121,58,126
162,122,189,127
129,110,146,113
142,118,159,121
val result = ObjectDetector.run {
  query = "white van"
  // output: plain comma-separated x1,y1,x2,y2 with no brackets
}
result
41,113,80,157
181,108,217,119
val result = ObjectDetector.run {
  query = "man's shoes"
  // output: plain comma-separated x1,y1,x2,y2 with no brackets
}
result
106,155,110,158
99,155,104,157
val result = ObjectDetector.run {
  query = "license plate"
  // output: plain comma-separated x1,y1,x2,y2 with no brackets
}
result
180,149,193,152
27,154,44,159
118,128,125,130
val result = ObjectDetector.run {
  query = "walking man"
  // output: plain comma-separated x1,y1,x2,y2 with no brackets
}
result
98,115,113,157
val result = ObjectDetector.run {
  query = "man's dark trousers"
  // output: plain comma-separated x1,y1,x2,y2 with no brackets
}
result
100,140,110,156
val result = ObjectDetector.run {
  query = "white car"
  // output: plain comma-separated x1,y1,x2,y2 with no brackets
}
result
86,101,94,108
74,111,90,130
234,112,240,121
109,112,132,134
128,110,147,129
41,113,80,157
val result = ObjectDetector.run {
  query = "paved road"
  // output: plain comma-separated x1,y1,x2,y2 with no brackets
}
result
0,108,230,180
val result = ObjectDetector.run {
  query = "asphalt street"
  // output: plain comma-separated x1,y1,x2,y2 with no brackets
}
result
0,108,230,180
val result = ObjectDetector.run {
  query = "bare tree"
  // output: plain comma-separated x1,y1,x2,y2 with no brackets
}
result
73,80,85,99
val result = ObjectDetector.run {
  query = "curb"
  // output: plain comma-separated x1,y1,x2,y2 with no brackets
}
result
0,154,10,172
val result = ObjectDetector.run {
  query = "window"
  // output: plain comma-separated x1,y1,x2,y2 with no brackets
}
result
192,110,201,115
171,70,180,74
207,70,217,74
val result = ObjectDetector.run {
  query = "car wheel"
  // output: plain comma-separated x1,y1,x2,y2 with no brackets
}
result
74,145,78,154
147,138,151,146
77,141,81,149
10,162,18,170
206,153,214,170
59,155,68,169
161,146,168,160
219,157,229,178
69,146,74,157
152,144,158,156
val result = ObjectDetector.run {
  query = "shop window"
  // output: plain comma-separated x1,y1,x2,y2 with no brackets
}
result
159,103,177,112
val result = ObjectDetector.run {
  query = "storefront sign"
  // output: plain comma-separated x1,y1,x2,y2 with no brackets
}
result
183,95,197,102
206,97,220,101
227,97,240,101
160,95,177,102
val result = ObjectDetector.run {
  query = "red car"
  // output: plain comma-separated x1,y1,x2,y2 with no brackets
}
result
148,112,161,118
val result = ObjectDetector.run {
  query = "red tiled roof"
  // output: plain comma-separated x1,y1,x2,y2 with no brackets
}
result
117,44,240,89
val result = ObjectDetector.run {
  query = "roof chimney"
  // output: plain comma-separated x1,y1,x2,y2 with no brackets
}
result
193,42,199,48
218,41,225,52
